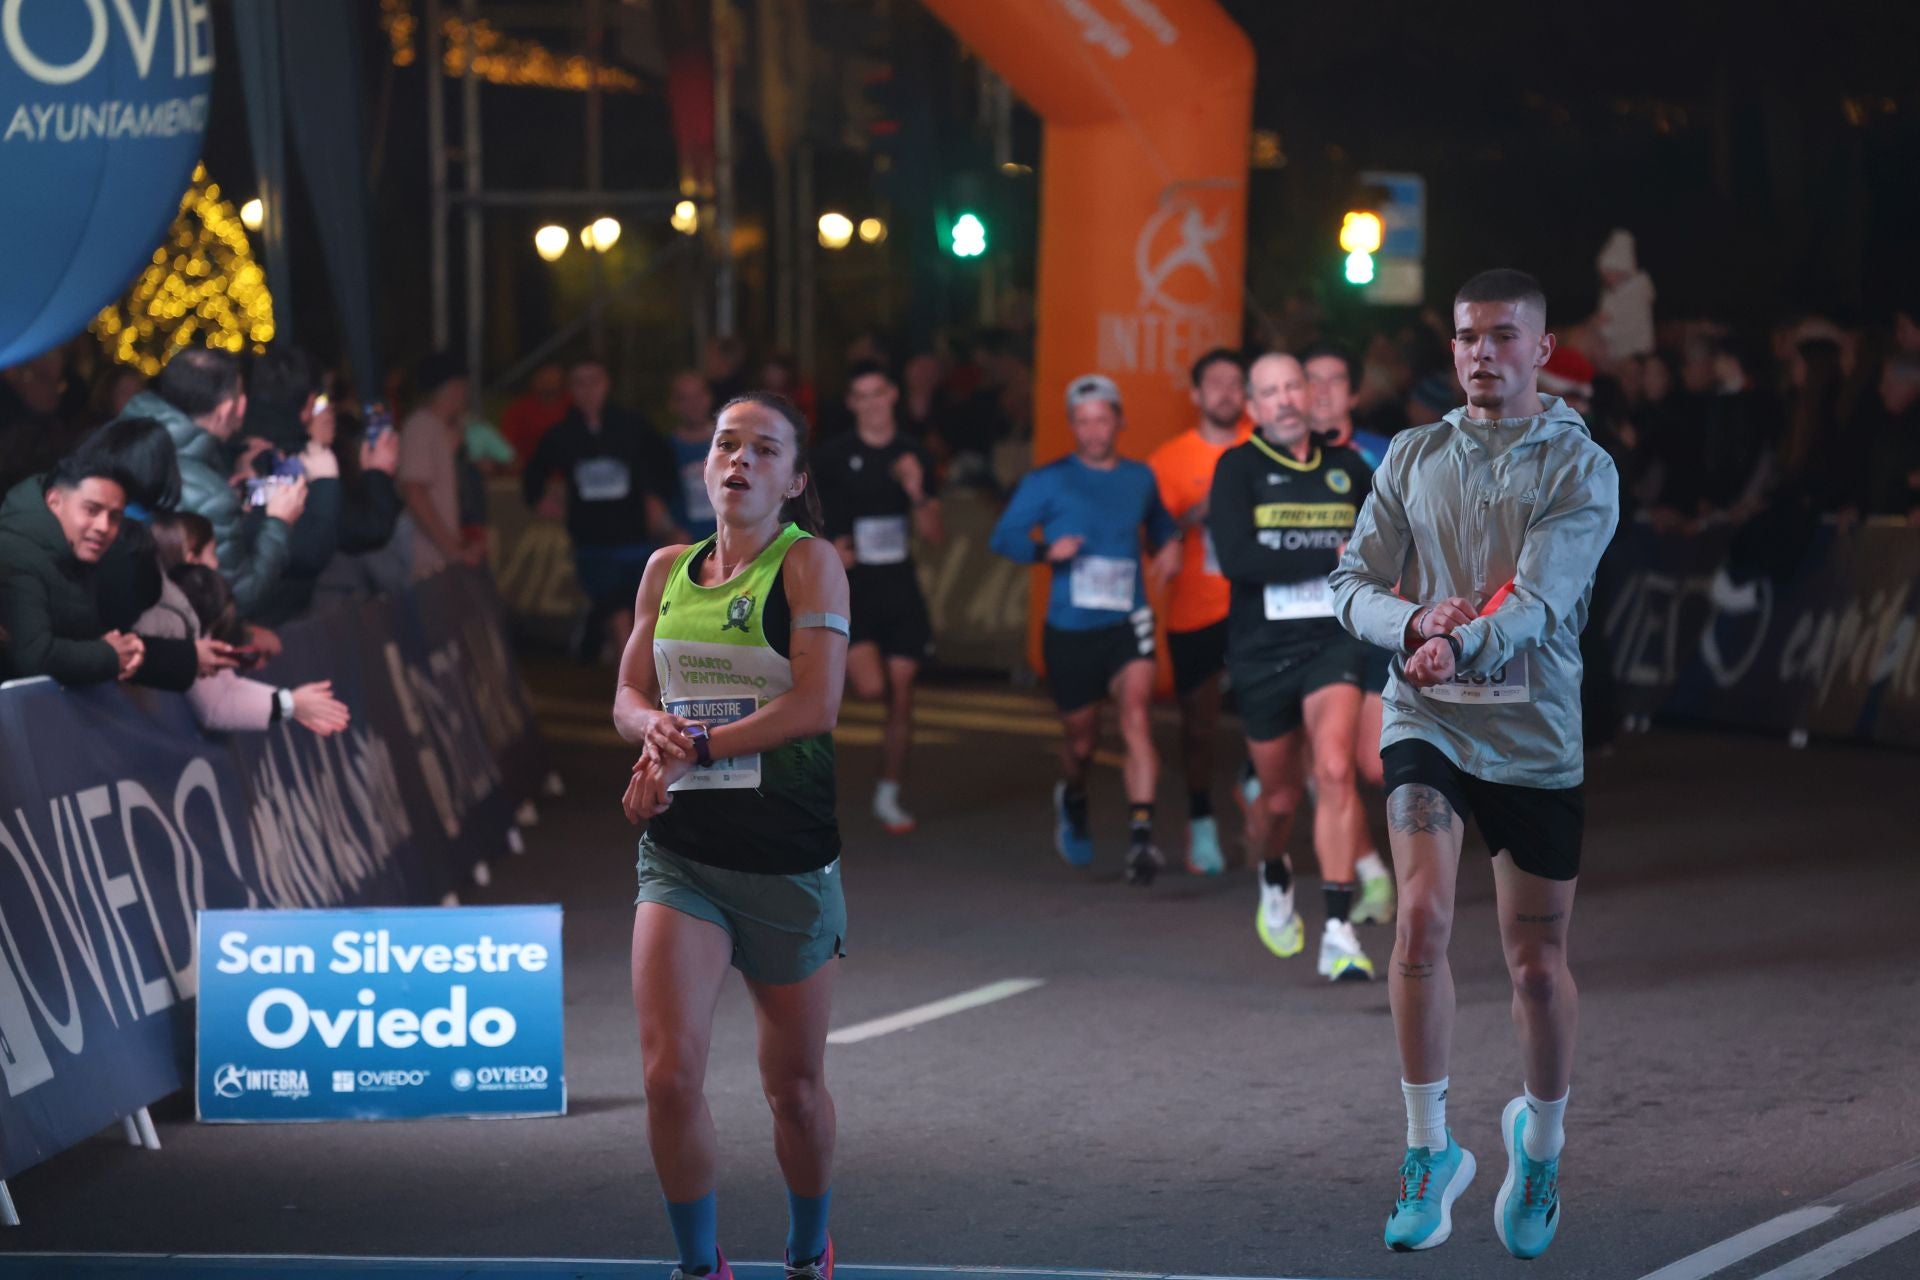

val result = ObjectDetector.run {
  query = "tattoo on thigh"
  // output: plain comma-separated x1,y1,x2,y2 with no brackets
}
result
1388,785,1455,835
1515,912,1565,925
1396,961,1435,980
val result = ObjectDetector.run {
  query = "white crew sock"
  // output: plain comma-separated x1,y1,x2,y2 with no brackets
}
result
1357,851,1389,881
875,780,900,806
1523,1087,1567,1161
1403,1078,1448,1151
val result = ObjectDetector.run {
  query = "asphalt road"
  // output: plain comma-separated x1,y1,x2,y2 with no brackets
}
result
4,657,1918,1280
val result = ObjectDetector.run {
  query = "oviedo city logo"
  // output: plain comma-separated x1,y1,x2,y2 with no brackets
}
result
1098,181,1240,387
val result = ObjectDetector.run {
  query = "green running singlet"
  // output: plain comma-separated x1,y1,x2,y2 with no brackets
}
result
645,523,841,874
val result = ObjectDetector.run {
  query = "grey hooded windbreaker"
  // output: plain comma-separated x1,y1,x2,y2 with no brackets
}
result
1328,395,1619,789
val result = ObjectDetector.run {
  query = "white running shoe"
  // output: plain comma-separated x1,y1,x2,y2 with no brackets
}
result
873,783,915,835
1318,919,1377,982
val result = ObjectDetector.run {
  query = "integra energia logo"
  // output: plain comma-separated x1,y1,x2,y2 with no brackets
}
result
212,1063,310,1100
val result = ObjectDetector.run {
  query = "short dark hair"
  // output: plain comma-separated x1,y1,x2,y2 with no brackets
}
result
1190,347,1247,387
77,416,180,511
1454,269,1548,325
43,450,133,498
845,359,892,387
248,345,318,410
155,347,243,419
1298,342,1357,387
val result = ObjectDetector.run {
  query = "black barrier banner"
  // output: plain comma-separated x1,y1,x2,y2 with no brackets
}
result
0,567,543,1178
1603,521,1920,748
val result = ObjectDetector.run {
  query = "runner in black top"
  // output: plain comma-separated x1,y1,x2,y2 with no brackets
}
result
1210,352,1379,982
812,361,944,835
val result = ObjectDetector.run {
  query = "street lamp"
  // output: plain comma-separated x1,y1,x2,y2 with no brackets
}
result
817,212,854,250
240,198,264,232
671,201,699,235
858,217,887,245
534,224,570,262
581,216,621,252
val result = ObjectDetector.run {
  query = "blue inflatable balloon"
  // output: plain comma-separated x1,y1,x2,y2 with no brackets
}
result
0,0,215,368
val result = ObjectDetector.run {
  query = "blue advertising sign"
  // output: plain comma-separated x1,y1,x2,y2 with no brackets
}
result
1358,170,1425,305
196,906,565,1122
0,0,217,366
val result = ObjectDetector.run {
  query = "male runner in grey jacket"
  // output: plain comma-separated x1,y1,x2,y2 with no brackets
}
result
1329,269,1619,1259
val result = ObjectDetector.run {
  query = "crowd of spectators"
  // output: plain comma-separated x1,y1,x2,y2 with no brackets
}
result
0,340,495,743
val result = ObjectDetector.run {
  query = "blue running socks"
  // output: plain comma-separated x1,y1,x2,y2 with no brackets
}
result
787,1187,832,1263
664,1192,718,1273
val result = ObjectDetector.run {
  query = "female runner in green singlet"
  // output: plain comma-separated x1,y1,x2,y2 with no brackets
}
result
614,393,851,1280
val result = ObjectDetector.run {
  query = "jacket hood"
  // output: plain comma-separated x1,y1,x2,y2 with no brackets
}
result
126,390,223,467
1441,394,1591,458
0,474,81,563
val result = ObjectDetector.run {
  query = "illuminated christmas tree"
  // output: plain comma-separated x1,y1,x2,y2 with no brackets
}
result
91,162,276,376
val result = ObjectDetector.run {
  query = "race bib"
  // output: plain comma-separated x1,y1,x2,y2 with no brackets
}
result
664,696,762,789
852,514,910,566
681,461,713,521
1202,529,1221,577
1263,577,1335,621
1069,555,1137,613
1420,651,1533,704
573,457,631,502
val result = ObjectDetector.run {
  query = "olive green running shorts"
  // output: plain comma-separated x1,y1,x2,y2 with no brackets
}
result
635,838,846,985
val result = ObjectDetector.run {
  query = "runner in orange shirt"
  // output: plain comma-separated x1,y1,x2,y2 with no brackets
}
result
1148,348,1252,875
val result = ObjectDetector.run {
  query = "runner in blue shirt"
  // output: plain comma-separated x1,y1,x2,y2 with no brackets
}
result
665,370,719,542
991,373,1180,884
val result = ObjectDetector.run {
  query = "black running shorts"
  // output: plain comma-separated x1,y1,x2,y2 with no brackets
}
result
848,567,933,661
1044,612,1156,713
1360,642,1393,695
1167,619,1229,696
1380,738,1585,881
1229,635,1367,742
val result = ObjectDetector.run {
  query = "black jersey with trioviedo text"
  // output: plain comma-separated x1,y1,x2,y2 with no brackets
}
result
1208,435,1374,662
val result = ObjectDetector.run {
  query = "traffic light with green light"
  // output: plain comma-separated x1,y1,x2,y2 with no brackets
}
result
948,212,987,258
1340,210,1382,285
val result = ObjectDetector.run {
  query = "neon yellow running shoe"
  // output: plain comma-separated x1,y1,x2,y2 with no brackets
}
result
1352,873,1396,925
1256,881,1304,958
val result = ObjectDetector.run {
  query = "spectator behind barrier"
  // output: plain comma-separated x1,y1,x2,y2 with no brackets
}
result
0,452,148,686
238,345,346,626
1865,354,1920,523
310,399,406,610
499,361,572,468
117,347,310,616
395,350,483,579
71,415,217,691
136,513,350,736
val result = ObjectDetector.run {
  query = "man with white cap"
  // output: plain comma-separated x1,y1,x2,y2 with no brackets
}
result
991,373,1181,885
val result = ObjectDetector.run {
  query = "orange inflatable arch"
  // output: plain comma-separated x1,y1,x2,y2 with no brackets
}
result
918,0,1255,672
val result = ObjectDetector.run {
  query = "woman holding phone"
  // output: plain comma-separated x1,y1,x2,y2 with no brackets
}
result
613,392,850,1280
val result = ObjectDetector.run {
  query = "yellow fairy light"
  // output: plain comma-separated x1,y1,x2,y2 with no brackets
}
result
89,162,276,376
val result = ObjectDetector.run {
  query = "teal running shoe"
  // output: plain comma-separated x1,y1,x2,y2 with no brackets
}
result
1495,1096,1562,1259
1052,782,1092,867
1383,1132,1475,1252
1185,816,1226,875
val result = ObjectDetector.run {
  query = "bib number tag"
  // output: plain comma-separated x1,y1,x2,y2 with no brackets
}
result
852,514,911,565
574,457,631,502
1069,555,1137,613
664,697,762,789
1420,651,1533,704
1202,529,1222,577
1263,577,1335,621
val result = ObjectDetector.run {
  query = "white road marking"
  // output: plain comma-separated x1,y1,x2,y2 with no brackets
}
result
1747,1203,1920,1280
826,978,1044,1045
1637,1156,1920,1280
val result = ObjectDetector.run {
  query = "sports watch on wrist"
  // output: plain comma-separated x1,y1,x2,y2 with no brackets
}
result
686,722,713,768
